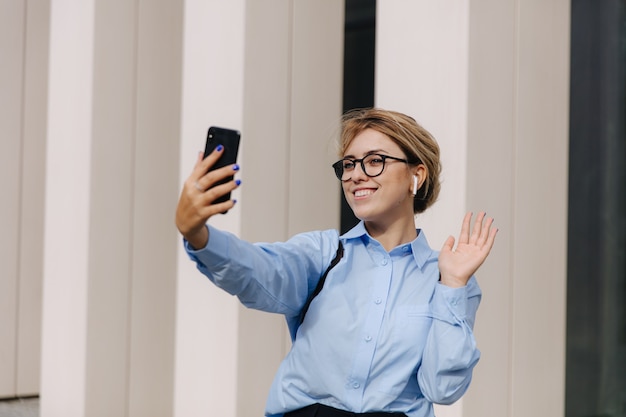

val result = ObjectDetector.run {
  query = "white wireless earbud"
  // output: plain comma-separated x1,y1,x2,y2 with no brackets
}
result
412,175,418,196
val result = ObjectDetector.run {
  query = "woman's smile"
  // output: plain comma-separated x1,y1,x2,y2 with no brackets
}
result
353,188,377,199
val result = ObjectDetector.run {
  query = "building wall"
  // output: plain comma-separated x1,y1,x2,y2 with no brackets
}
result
0,1,569,416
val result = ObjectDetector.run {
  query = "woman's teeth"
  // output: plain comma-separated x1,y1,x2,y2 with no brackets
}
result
355,189,374,197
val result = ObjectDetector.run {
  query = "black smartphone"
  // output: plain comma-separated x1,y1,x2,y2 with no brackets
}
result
203,126,241,208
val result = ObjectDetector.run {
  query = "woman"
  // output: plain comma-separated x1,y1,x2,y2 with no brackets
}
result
175,108,498,417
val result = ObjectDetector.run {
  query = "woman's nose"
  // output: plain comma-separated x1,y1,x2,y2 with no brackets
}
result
350,161,368,181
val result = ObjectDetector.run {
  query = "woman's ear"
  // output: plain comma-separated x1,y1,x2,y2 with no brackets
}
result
411,164,427,195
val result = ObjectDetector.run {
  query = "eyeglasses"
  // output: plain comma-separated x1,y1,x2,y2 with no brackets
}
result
332,154,411,181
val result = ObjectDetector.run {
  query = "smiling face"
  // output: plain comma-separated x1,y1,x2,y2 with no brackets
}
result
341,128,419,226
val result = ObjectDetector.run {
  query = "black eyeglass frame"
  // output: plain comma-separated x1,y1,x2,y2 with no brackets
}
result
332,154,418,181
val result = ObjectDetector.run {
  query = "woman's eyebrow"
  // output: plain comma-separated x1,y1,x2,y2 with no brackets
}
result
343,149,389,158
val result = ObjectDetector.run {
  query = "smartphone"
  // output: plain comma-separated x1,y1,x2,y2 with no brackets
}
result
203,126,241,208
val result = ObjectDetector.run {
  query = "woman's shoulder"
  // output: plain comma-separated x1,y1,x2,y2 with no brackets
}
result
284,228,341,253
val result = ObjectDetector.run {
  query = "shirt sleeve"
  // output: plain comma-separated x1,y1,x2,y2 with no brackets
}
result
417,275,482,405
184,225,340,317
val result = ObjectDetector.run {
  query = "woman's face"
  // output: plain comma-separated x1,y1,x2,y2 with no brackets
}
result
341,128,416,225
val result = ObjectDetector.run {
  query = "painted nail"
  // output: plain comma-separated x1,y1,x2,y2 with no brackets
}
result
232,199,238,205
235,179,242,186
216,144,224,152
232,164,240,171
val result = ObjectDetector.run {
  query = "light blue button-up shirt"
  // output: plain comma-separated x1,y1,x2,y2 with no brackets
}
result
185,221,481,417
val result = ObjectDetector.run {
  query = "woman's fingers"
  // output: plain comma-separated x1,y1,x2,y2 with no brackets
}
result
483,219,498,253
437,211,498,288
194,163,240,195
196,175,241,205
454,212,497,250
477,215,494,247
458,212,472,244
190,144,224,182
175,147,241,240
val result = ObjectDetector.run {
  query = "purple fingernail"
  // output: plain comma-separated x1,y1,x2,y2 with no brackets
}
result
216,144,224,152
232,199,238,205
232,164,240,171
235,179,242,186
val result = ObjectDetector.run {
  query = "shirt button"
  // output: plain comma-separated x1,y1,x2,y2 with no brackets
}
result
375,298,382,305
353,382,360,389
381,258,388,266
365,335,372,342
403,246,409,252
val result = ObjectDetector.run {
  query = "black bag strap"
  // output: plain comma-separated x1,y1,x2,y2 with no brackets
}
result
298,242,344,325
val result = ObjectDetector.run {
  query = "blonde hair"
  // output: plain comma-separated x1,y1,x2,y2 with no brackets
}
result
339,108,441,213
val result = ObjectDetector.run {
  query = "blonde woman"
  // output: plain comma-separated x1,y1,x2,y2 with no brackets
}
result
176,108,498,417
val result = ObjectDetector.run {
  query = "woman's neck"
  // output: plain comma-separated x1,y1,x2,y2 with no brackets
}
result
364,216,417,252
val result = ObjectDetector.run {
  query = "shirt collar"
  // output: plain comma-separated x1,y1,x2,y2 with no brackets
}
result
340,221,368,240
340,221,435,269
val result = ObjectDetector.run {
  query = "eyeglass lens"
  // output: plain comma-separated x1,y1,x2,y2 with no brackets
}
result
334,154,388,180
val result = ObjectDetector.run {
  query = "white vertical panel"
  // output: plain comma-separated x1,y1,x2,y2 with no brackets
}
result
289,0,343,235
128,1,183,416
466,1,570,417
17,0,50,396
0,0,50,399
238,0,293,415
465,0,516,416
174,1,245,416
0,0,24,399
241,0,292,244
376,0,470,252
41,0,95,416
82,1,136,416
509,1,569,416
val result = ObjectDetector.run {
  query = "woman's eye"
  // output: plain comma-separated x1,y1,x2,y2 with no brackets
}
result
368,157,384,166
343,161,355,170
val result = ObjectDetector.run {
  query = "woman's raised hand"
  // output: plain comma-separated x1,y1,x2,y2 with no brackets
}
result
438,212,498,288
175,146,241,249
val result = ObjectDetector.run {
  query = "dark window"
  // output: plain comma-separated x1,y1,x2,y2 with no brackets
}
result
566,1,626,416
340,0,376,234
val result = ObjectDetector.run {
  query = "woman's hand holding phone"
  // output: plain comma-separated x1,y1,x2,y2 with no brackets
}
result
175,145,241,250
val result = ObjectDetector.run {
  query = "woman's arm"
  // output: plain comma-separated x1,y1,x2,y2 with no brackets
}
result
186,226,340,317
417,277,481,404
417,212,497,403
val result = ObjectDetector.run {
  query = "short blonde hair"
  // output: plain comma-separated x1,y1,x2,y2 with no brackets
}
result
339,108,441,213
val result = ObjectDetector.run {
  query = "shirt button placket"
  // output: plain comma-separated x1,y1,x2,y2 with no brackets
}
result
346,249,391,410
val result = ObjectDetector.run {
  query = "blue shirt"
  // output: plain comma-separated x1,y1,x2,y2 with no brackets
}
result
185,221,481,417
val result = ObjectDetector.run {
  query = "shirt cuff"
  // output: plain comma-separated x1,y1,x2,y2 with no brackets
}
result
431,283,468,325
184,225,231,265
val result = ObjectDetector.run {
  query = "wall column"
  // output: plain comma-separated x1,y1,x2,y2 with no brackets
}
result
41,1,183,416
466,1,570,416
0,0,49,399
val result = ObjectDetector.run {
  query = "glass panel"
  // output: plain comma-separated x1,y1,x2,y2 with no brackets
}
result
566,1,626,416
340,0,376,233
